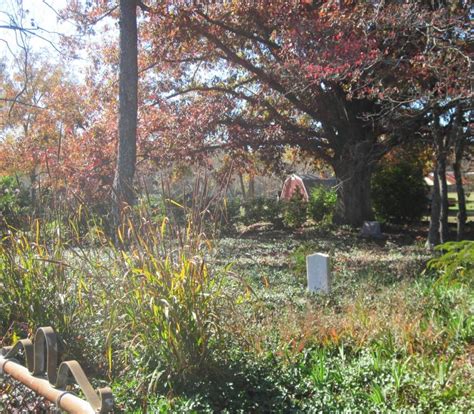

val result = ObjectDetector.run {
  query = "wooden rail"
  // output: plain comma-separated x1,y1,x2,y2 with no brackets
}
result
0,327,113,413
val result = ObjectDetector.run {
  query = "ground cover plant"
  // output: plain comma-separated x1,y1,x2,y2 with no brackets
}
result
1,213,472,412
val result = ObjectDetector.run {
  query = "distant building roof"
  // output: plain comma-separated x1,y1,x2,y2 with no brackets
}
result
281,174,337,201
425,172,467,186
298,174,337,189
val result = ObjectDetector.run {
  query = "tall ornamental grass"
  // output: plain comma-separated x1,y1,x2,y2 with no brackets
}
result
0,174,226,402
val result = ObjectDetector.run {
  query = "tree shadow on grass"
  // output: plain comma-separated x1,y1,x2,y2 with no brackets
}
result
171,350,299,413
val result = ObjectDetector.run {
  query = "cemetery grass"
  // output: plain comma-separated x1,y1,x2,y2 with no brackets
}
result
1,220,473,413
117,224,474,412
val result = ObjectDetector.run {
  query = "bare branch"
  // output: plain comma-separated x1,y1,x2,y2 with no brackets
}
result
0,97,47,110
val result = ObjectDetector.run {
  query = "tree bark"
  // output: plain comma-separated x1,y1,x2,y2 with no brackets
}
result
238,173,246,200
29,168,37,216
333,153,374,227
248,174,255,199
427,162,441,249
453,137,466,241
437,154,449,243
428,111,452,248
112,0,138,227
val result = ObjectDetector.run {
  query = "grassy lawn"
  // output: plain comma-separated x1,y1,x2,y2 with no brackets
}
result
448,191,474,222
1,223,473,413
129,226,471,412
423,192,474,223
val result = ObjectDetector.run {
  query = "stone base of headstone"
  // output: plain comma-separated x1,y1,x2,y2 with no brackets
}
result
359,221,383,239
306,253,331,294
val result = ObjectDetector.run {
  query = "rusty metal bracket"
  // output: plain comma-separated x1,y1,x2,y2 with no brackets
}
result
0,327,113,413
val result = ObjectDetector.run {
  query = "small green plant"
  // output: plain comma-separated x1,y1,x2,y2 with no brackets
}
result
432,354,455,389
310,348,328,386
369,383,386,405
371,348,384,373
391,357,410,393
308,186,337,222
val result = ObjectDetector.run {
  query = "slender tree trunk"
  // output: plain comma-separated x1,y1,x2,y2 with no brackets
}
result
428,111,452,248
437,155,449,243
427,162,441,249
112,0,138,227
333,157,374,227
248,174,255,199
29,168,37,216
453,137,466,240
238,173,247,201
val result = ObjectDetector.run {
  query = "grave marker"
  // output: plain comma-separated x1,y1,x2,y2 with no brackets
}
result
306,253,331,293
360,221,383,238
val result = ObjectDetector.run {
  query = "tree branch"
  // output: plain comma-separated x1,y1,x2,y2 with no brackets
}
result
194,25,321,121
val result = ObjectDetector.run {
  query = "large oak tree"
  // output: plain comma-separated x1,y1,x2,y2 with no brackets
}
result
139,0,471,226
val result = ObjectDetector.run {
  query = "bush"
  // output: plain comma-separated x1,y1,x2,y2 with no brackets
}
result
282,189,307,229
0,176,30,229
427,240,474,283
371,161,428,223
240,197,282,228
308,186,337,222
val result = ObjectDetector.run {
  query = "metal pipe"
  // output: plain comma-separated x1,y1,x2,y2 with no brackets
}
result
0,355,95,414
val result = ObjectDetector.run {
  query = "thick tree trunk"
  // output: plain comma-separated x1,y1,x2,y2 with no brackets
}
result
437,155,449,243
333,156,374,227
112,0,138,227
427,163,441,249
453,137,466,240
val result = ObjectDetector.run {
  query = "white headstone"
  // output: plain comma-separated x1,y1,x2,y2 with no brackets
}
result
306,253,331,294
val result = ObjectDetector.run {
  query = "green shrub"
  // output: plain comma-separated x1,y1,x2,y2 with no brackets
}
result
233,196,283,228
308,186,337,222
371,161,428,223
282,189,306,229
0,176,30,229
428,240,474,282
259,197,284,228
240,197,265,225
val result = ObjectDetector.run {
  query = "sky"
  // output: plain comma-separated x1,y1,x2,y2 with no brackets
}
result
0,0,111,80
0,0,72,56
